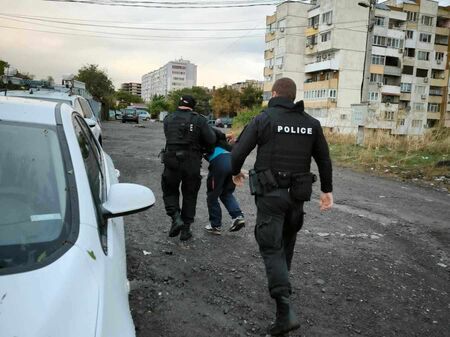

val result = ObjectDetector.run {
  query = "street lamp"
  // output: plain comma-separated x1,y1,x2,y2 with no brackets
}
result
359,0,376,104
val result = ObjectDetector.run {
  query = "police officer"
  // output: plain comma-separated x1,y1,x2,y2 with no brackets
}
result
161,95,216,241
231,78,333,336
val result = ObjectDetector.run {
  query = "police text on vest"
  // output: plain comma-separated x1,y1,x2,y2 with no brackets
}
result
277,126,313,135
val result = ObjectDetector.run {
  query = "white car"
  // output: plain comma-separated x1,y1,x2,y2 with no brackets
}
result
5,89,103,144
0,97,155,337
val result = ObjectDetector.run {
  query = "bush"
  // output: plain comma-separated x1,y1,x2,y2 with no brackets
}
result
233,106,263,130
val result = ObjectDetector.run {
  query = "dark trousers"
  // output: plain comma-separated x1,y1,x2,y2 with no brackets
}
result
254,189,304,299
207,153,243,227
161,154,202,224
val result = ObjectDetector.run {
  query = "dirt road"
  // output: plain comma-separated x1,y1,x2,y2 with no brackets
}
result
102,120,450,337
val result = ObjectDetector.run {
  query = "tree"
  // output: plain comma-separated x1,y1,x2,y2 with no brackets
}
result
115,90,143,109
0,59,9,77
148,95,170,118
211,86,241,118
167,86,212,115
240,85,263,109
75,64,115,120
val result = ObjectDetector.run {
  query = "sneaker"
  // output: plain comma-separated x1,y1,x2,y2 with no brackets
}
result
205,224,222,235
230,216,245,232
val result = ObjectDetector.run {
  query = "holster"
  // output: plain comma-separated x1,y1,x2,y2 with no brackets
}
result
162,151,179,169
289,172,317,201
249,169,278,196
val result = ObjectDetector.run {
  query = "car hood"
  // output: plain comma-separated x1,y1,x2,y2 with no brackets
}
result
0,245,99,337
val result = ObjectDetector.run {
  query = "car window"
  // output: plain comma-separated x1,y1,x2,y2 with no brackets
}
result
0,121,71,272
73,115,104,224
78,98,94,119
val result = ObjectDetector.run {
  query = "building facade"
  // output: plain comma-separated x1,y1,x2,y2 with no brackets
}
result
141,59,197,102
120,82,141,96
263,0,450,135
231,80,264,93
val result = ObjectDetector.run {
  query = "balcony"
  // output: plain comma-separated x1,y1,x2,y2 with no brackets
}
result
264,67,274,76
435,26,449,36
400,93,411,101
427,112,441,120
384,65,402,77
428,95,443,104
266,14,276,25
265,49,275,60
430,78,447,87
305,44,318,55
305,26,319,37
305,59,339,73
265,32,276,42
381,85,401,96
304,78,338,91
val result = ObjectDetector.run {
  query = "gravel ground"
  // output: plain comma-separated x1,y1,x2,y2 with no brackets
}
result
102,120,450,337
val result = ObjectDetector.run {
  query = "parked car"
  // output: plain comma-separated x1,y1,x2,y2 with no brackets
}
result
6,89,103,144
115,110,123,120
137,110,151,121
0,96,155,337
122,108,139,124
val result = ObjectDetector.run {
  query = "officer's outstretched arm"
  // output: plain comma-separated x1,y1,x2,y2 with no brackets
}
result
231,119,259,175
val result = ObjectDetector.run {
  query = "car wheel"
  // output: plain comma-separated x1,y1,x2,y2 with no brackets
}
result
122,120,126,123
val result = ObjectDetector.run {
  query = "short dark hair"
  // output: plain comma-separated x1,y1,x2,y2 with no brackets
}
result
272,78,296,101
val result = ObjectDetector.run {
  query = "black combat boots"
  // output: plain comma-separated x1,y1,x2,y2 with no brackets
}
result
269,296,300,336
179,223,193,241
168,213,184,237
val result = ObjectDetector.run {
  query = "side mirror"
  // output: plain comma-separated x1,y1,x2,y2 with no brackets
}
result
102,183,155,219
85,118,97,128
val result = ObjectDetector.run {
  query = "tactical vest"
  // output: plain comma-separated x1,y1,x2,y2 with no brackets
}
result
165,111,202,152
254,106,316,174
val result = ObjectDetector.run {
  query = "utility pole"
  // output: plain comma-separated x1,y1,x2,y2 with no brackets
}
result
359,0,377,103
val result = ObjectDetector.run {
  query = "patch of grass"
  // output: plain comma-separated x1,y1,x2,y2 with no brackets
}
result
326,128,450,190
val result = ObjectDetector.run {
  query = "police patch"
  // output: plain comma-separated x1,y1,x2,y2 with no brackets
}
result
277,125,313,135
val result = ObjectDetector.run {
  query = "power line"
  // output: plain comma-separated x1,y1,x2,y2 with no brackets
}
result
0,23,263,40
44,0,282,8
0,13,367,31
0,12,259,25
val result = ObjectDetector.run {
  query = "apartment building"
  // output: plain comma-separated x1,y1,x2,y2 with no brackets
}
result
141,59,197,102
263,0,450,135
231,80,264,93
120,82,141,96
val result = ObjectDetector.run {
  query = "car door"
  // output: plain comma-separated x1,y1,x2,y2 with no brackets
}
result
72,114,134,337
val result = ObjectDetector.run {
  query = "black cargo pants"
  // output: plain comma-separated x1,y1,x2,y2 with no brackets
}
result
161,151,202,224
255,188,304,298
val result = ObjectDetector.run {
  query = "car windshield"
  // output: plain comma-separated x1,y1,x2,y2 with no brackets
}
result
0,121,70,272
124,109,136,115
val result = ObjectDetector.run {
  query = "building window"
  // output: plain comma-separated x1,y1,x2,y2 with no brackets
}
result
419,33,432,43
370,73,383,83
411,119,422,127
368,92,379,101
384,111,395,120
373,35,386,46
435,52,444,62
275,57,284,68
375,16,385,26
278,19,286,32
398,119,405,126
421,15,433,26
277,37,286,53
321,31,331,42
416,68,428,77
417,51,430,61
387,37,402,49
265,58,274,67
306,34,318,46
322,11,333,25
413,103,425,112
428,103,441,112
405,48,415,57
415,85,426,94
400,83,411,93
406,30,414,39
266,23,275,33
406,11,418,22
372,54,385,65
329,89,337,98
308,15,319,28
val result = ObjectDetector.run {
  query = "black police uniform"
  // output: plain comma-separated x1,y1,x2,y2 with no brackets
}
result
231,96,332,300
161,107,216,239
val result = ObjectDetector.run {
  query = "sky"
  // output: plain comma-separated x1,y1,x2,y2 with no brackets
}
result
1,0,450,89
